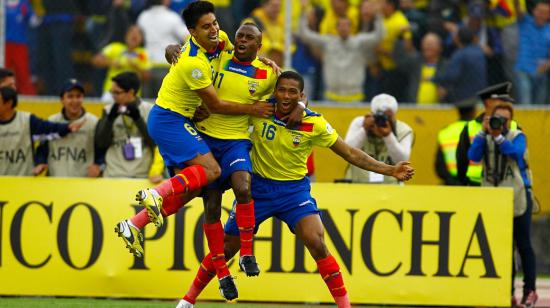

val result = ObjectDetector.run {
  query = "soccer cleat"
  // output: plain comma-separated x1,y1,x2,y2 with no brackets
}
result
239,255,260,277
175,299,194,308
115,220,144,258
218,275,238,301
136,188,164,227
521,290,538,308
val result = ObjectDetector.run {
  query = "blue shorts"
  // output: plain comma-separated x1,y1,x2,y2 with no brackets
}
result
202,134,252,192
147,105,210,169
224,174,319,235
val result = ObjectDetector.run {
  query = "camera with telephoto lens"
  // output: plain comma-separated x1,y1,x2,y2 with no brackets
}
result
489,115,506,130
373,111,389,127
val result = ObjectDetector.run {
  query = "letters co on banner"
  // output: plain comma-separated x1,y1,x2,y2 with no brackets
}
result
0,177,513,307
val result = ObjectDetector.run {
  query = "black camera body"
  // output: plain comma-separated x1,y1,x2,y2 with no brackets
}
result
489,115,506,130
373,111,389,127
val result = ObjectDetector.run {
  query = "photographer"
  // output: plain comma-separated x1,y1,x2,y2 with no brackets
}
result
467,102,538,307
344,93,413,184
95,71,161,180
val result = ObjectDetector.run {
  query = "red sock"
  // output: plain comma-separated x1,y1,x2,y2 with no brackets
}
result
154,165,208,198
160,194,185,217
183,253,216,304
317,255,349,305
236,200,255,256
203,222,230,279
129,209,150,230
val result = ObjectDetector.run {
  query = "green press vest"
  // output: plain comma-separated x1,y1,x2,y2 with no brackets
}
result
437,121,465,177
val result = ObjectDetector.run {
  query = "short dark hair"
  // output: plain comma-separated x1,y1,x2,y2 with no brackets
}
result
240,22,262,33
0,68,14,83
182,1,215,29
536,0,550,7
112,71,141,93
0,86,18,108
458,27,475,45
276,71,304,91
386,0,400,10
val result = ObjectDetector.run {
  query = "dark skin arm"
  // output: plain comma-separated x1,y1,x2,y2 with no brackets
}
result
195,85,274,118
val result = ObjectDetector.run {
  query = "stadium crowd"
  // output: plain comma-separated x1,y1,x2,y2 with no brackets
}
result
4,0,550,104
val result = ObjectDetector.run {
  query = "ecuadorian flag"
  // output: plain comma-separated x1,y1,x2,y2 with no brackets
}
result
490,0,513,17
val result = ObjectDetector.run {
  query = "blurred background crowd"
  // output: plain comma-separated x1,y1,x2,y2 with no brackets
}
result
4,0,550,105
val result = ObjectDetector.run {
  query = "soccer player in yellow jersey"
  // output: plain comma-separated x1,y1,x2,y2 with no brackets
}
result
192,22,277,278
115,1,272,300
177,72,415,308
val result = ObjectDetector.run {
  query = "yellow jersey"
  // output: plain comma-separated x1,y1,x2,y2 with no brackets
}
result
101,42,151,94
319,5,360,35
416,64,438,104
251,109,339,181
196,51,277,140
380,11,412,70
155,30,233,118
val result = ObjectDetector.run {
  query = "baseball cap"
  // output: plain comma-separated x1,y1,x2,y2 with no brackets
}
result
60,78,85,97
371,93,398,113
476,82,514,102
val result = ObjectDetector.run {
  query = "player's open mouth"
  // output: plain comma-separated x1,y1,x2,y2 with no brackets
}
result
237,44,247,52
208,35,218,42
281,102,291,109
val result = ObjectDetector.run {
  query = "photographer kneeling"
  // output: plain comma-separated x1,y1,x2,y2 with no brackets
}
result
468,102,538,307
344,94,414,184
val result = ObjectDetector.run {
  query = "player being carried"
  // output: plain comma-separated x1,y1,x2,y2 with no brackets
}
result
176,71,415,308
115,1,302,301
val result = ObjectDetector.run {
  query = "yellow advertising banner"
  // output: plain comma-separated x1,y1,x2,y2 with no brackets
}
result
0,177,513,306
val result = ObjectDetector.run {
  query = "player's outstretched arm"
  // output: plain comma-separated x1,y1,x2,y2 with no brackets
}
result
330,137,415,181
196,85,274,118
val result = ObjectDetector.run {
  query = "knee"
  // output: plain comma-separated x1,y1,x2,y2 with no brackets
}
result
204,162,221,183
233,183,251,203
306,236,329,260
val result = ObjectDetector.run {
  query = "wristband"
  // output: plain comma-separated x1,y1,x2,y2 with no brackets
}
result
297,101,306,109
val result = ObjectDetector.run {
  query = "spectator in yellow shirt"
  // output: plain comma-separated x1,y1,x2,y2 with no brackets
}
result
376,0,413,101
319,0,360,35
91,24,152,101
243,0,285,66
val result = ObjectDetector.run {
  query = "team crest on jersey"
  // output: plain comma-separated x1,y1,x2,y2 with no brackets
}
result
292,134,302,146
191,69,203,79
248,81,259,95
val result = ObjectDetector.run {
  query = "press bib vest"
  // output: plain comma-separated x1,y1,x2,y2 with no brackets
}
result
103,101,154,178
47,112,98,177
0,112,33,176
481,130,532,217
347,120,413,184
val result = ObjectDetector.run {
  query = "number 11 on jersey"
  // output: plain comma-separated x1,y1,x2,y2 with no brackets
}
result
213,72,224,88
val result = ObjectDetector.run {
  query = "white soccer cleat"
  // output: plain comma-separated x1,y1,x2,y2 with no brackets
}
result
176,299,194,308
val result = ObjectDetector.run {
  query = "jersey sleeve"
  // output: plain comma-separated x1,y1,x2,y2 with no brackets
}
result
101,43,120,60
312,116,339,148
179,57,212,90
